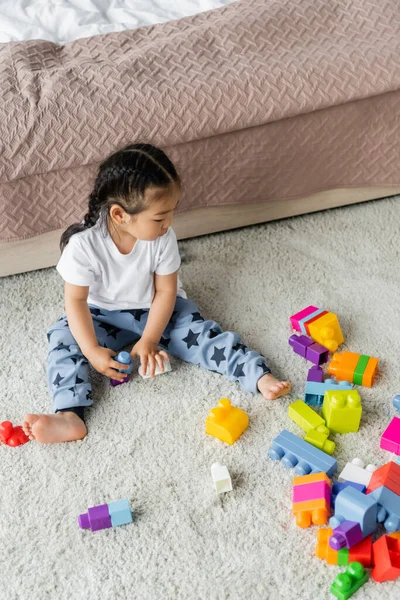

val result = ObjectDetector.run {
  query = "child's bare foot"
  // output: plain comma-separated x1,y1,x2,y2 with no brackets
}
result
22,412,87,444
257,373,291,400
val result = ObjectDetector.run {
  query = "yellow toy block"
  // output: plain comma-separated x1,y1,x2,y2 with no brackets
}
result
307,312,344,353
322,389,362,433
205,398,249,445
288,399,329,435
305,428,336,455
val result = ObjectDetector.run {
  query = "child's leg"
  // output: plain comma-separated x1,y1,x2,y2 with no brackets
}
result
160,297,291,400
23,306,142,443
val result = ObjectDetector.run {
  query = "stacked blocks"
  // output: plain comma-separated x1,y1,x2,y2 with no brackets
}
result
329,487,378,549
292,472,331,528
110,351,133,387
328,351,379,387
304,379,352,407
79,499,133,532
288,400,335,454
380,417,400,455
330,562,369,600
316,530,373,568
290,306,344,352
205,398,248,445
371,535,400,582
366,462,400,531
339,458,376,487
331,482,366,509
288,334,329,365
268,430,337,476
322,390,362,434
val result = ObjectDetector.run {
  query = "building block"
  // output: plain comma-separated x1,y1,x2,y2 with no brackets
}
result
268,429,337,476
307,365,324,382
367,461,400,496
138,357,172,379
316,527,340,564
292,498,331,528
290,305,321,332
110,351,133,387
307,312,344,353
380,417,400,455
369,485,400,532
288,334,329,365
330,486,378,537
393,394,400,411
304,428,335,455
348,535,373,568
330,521,364,550
79,504,112,532
0,420,29,447
328,351,379,387
330,562,368,600
292,473,331,527
316,528,372,567
338,548,350,566
293,476,331,503
288,399,329,435
339,458,377,487
304,379,352,407
322,389,362,434
390,531,400,539
108,499,133,527
332,482,366,509
371,535,400,582
206,398,248,445
211,463,232,494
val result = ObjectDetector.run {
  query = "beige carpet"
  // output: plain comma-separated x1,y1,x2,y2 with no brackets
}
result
1,195,400,600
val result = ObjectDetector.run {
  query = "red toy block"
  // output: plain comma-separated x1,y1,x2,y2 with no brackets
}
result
367,461,400,496
371,535,400,582
349,535,373,568
0,421,29,447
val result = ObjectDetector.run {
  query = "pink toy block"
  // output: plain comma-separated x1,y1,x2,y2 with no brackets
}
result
380,417,400,455
290,306,318,332
293,481,331,504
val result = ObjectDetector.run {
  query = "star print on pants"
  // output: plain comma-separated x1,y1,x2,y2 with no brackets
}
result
208,328,221,339
233,362,245,378
89,308,104,317
182,329,200,349
98,322,121,340
121,309,148,321
53,373,64,386
233,342,247,353
191,312,205,322
75,375,85,385
160,336,171,348
211,346,226,368
54,342,71,352
257,361,270,374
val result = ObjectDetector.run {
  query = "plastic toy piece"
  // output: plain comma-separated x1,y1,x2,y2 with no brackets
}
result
393,394,400,411
389,531,400,539
0,420,29,447
328,351,379,387
211,463,232,494
330,521,364,550
322,390,362,434
330,486,378,538
138,357,172,379
330,562,369,600
380,417,400,455
316,527,339,564
288,334,329,365
304,428,335,455
367,461,400,496
206,398,248,445
339,458,377,487
292,472,331,527
316,528,372,567
110,351,133,387
307,365,324,382
371,535,400,582
79,499,133,532
331,482,366,509
290,306,344,352
304,379,352,407
268,429,337,476
368,486,400,532
288,399,329,435
348,535,373,568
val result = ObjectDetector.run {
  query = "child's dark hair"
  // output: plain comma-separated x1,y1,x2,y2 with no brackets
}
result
60,143,181,252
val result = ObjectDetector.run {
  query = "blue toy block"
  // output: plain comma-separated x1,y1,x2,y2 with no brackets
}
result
329,487,378,537
108,499,133,527
369,486,400,532
331,481,366,509
115,351,134,375
304,379,352,407
268,429,337,477
393,394,400,411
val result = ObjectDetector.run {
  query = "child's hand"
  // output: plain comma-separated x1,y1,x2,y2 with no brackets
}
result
86,346,130,382
130,339,169,378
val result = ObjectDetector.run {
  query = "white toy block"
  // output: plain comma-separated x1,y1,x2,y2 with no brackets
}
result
339,458,377,487
211,463,232,494
138,358,172,379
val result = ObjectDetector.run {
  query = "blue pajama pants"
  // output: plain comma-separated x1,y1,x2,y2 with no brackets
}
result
46,296,271,415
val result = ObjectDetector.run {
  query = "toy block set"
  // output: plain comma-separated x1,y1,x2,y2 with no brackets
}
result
292,472,331,528
79,499,133,532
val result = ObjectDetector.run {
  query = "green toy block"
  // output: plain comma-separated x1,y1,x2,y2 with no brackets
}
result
288,399,329,435
304,428,335,455
338,548,349,566
353,355,370,386
322,389,362,434
330,562,368,600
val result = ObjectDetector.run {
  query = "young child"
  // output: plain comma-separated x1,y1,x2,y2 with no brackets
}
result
23,143,291,443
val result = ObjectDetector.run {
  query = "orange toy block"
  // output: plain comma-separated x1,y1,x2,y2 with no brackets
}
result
292,497,330,528
389,532,400,540
328,351,379,387
205,398,249,445
293,472,331,487
306,312,344,353
349,535,373,568
362,358,379,387
316,527,339,564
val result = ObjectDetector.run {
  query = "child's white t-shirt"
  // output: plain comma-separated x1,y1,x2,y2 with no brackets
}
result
56,222,187,311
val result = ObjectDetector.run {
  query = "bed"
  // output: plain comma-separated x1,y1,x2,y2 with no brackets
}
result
1,0,400,277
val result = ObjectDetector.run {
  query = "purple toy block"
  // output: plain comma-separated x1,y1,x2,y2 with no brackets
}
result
289,334,313,358
79,504,112,532
306,342,329,366
307,366,324,382
110,374,130,387
331,481,366,509
380,417,400,455
293,481,331,504
329,521,363,550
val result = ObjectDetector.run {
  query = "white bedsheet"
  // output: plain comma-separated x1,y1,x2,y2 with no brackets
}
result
0,0,237,44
